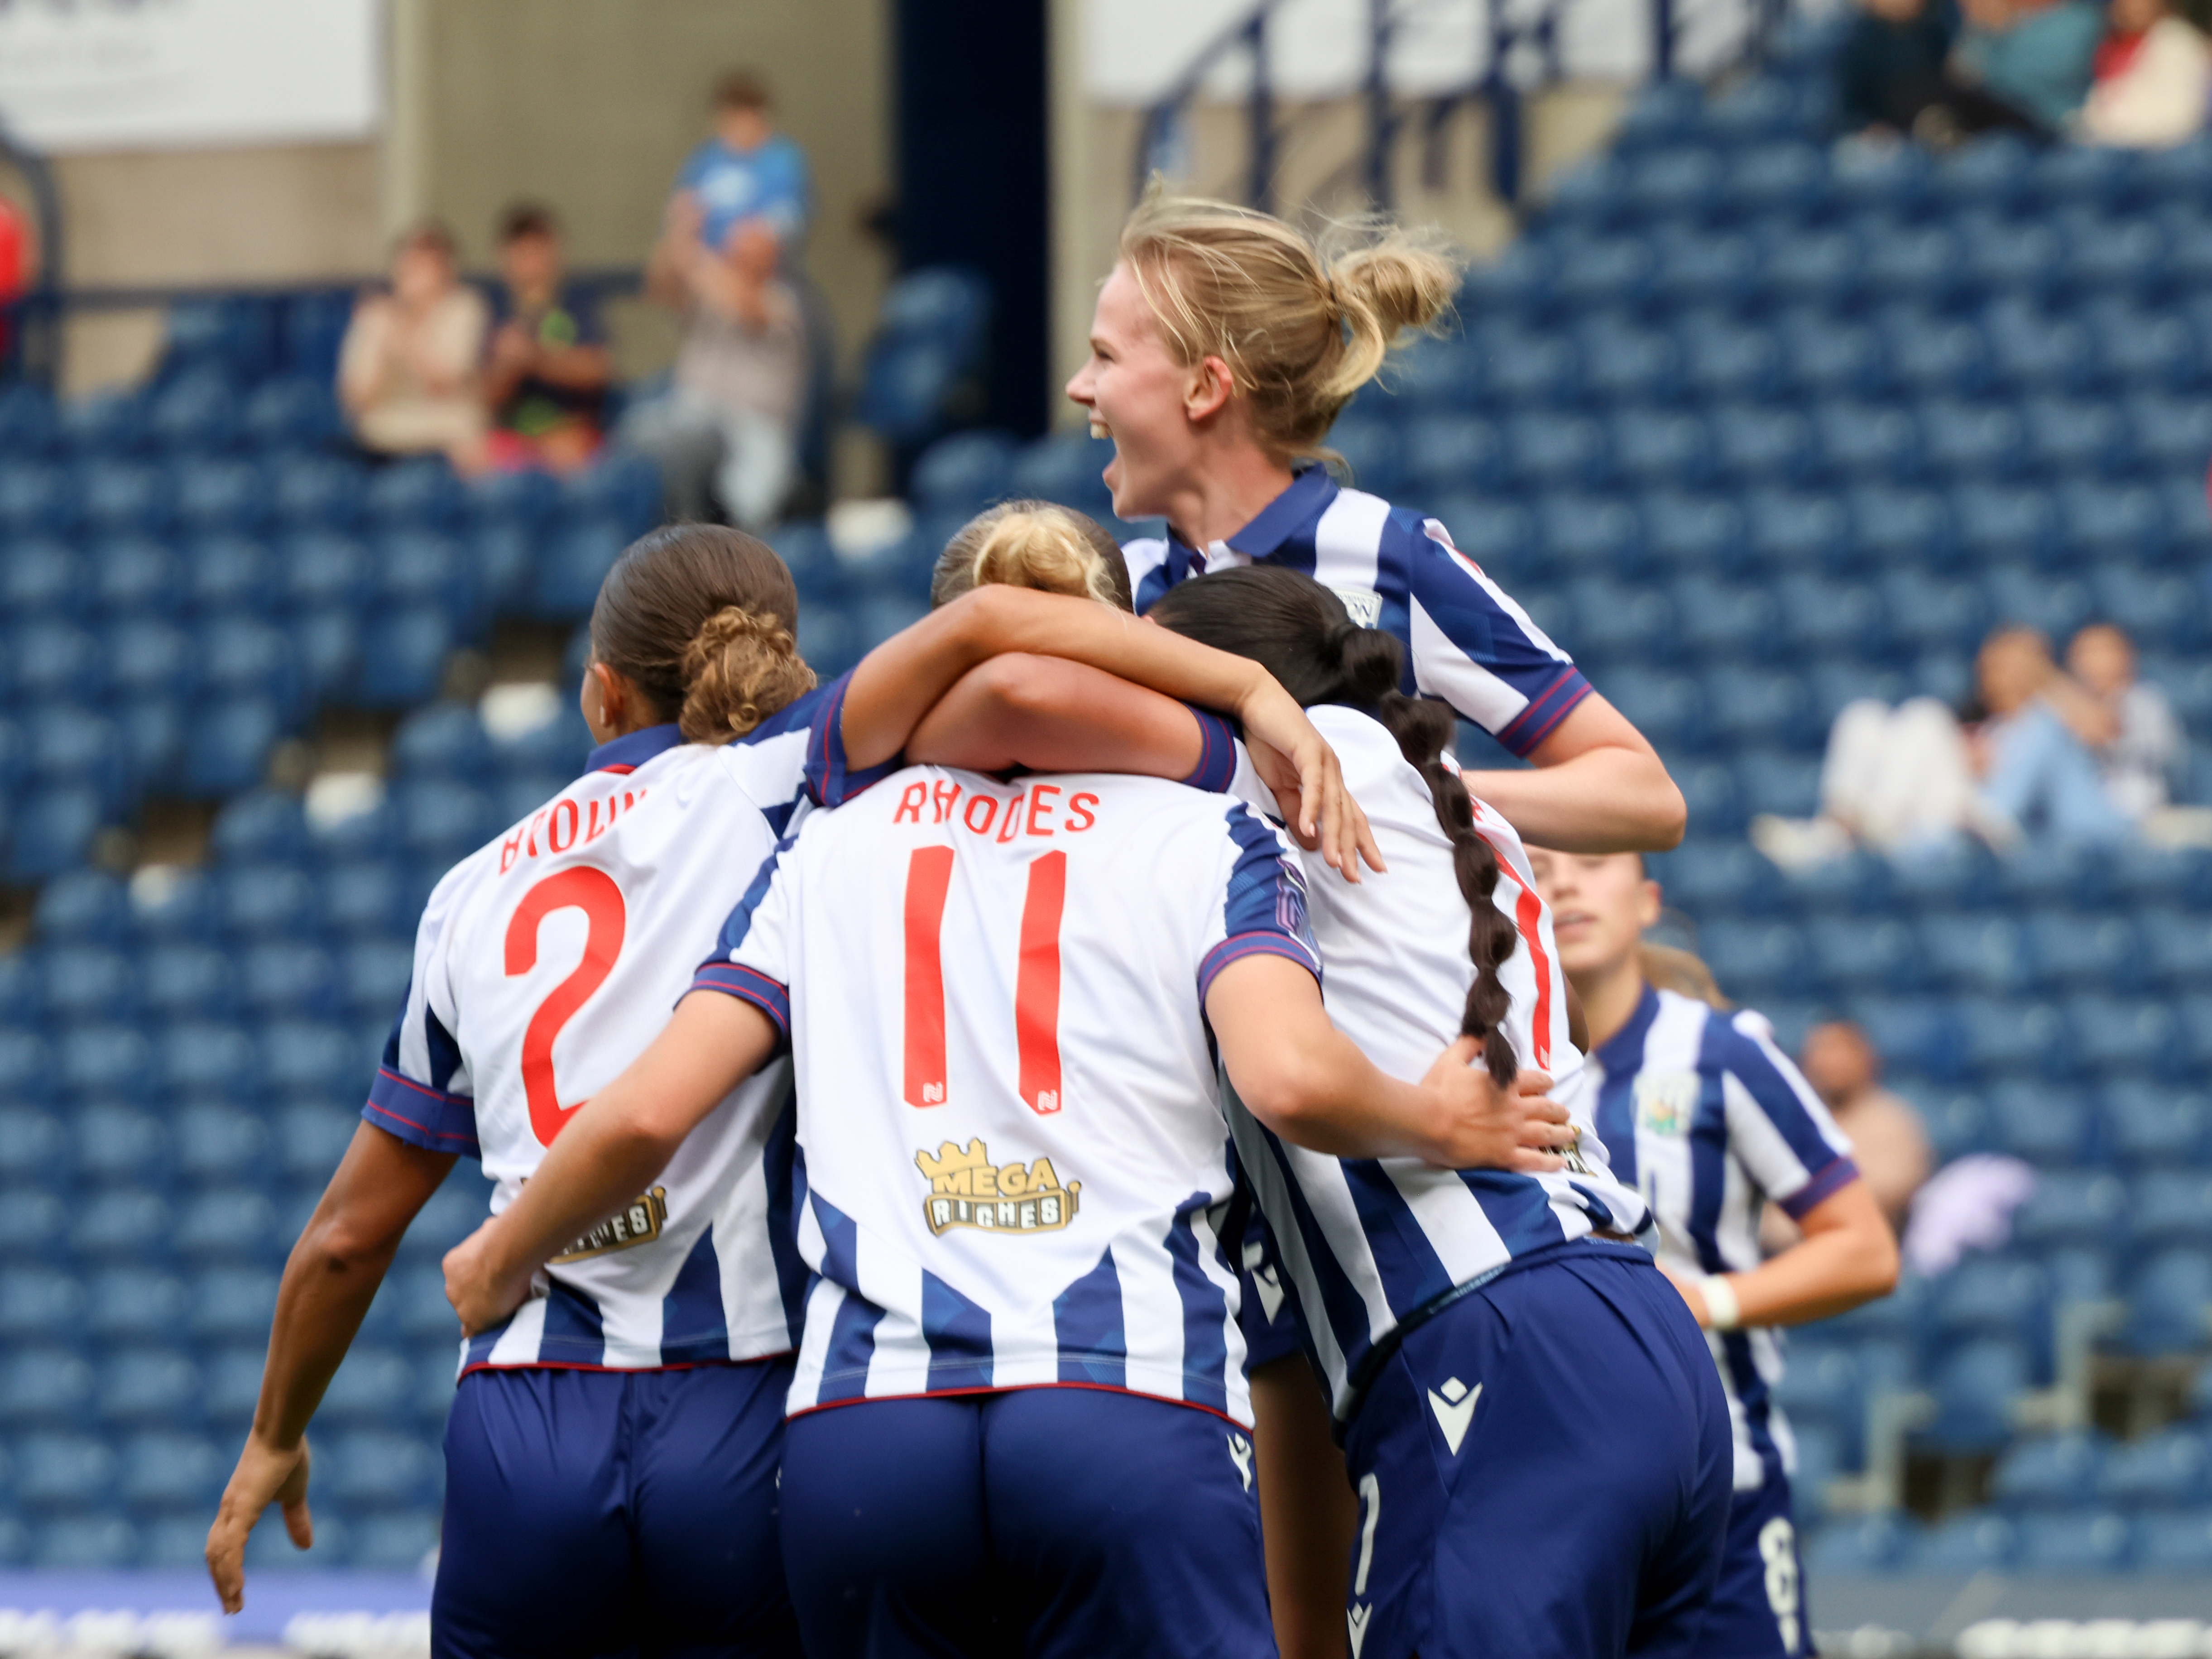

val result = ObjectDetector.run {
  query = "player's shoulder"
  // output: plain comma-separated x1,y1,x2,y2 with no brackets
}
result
1704,1004,1801,1085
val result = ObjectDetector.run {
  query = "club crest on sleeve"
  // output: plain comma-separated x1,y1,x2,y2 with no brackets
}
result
1326,584,1383,628
916,1139,1080,1236
1633,1072,1699,1138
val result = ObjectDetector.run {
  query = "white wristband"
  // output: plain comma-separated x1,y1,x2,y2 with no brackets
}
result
1700,1274,1742,1332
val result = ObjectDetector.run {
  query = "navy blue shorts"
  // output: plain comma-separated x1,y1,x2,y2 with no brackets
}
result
432,1359,801,1659
778,1387,1272,1659
1699,1466,1812,1657
1339,1241,1734,1659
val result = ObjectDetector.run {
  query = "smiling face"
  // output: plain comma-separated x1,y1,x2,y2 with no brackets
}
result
1065,262,1214,522
1526,849,1659,982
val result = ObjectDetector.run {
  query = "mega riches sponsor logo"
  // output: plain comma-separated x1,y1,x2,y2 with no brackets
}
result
550,1187,667,1263
916,1140,1080,1237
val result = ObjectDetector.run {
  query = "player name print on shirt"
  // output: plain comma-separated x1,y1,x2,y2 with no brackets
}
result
549,1186,668,1264
916,1139,1081,1236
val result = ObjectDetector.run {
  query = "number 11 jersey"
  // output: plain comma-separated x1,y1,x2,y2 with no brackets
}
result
695,764,1323,1429
367,680,887,1375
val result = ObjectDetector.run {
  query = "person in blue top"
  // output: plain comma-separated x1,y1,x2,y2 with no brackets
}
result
675,69,811,262
1070,184,1685,860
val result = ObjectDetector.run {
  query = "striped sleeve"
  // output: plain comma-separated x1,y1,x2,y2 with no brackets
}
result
1397,512,1593,758
1714,1012,1860,1220
1179,706,1241,793
1198,802,1322,1000
690,833,799,1038
799,670,909,809
363,857,481,1158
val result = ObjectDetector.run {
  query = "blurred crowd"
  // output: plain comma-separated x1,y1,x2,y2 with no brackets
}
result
1842,0,2212,148
335,68,810,531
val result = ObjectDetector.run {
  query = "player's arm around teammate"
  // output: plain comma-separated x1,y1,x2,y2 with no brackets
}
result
1532,848,1899,1659
1070,187,1684,855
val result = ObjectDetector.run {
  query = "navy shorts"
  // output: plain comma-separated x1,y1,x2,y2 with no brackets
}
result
1339,1241,1734,1659
432,1358,801,1659
1699,1465,1812,1657
778,1387,1273,1659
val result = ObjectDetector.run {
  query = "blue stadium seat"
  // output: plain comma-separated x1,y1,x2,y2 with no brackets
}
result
1708,403,1814,487
1549,233,1656,315
910,430,1020,514
1876,571,1987,658
1006,432,1118,518
489,707,592,782
2011,1170,2129,1248
0,1029,58,1110
274,1105,357,1187
277,530,369,614
1805,1513,1916,1576
2136,1510,2212,1573
117,1433,222,1518
1929,1256,2049,1350
1482,331,1584,412
74,1107,167,1187
83,1268,187,1346
172,1189,281,1265
1607,409,1711,493
320,1429,441,1510
2103,1083,2206,1166
0,537,84,621
0,1186,63,1260
60,1023,155,1102
397,1174,488,1263
2070,994,2183,1079
321,860,415,941
140,946,239,1026
1991,1432,2107,1510
2086,303,2205,394
2100,1428,2210,1509
1775,572,1883,659
262,1022,362,1101
1983,1082,2093,1167
528,517,629,621
341,940,415,1025
240,941,341,1021
1956,996,2070,1078
2133,1177,2212,1248
1910,1509,2018,1572
182,532,274,619
364,457,467,531
1807,916,1919,997
2015,1511,2133,1575
1736,751,1822,820
0,1350,93,1431
41,946,138,1026
1619,148,1727,229
271,455,367,532
13,1433,118,1514
72,1187,172,1264
2041,1244,2116,1307
97,1351,201,1431
1401,415,1502,497
217,864,321,942
0,1110,64,1184
318,1347,416,1429
2092,567,2206,654
1811,403,1921,487
0,384,57,459
374,529,478,625
58,388,151,457
77,460,173,539
2123,393,2212,485
211,789,310,868
356,608,457,709
8,627,105,710
175,1106,269,1185
89,536,184,618
393,705,493,782
377,1264,463,1346
2020,398,2127,477
0,1269,84,1342
1564,574,1675,661
1920,914,2031,994
1503,411,1607,493
172,456,272,542
0,465,82,543
2025,912,2142,995
1720,143,1828,224
391,780,496,866
1696,919,1811,1000
195,616,300,716
199,1346,267,1428
351,1510,441,1571
188,1271,280,1348
241,376,345,454
1704,75,1814,149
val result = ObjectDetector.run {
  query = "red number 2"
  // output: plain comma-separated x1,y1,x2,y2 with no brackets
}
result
504,866,628,1146
902,847,1066,1115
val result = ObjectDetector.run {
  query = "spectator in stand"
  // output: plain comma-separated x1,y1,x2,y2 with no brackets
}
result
1755,624,2134,864
1789,1023,1931,1236
2080,0,2212,145
1839,0,1962,136
337,221,489,464
0,191,33,368
618,202,805,527
470,204,614,477
674,69,810,265
2065,621,2185,821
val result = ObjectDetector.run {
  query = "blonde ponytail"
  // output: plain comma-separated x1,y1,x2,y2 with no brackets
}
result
677,605,817,743
930,499,1134,612
1638,944,1735,1012
1117,182,1463,462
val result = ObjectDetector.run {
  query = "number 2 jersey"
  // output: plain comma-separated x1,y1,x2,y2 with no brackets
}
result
366,679,887,1374
1227,705,1651,1425
692,765,1323,1429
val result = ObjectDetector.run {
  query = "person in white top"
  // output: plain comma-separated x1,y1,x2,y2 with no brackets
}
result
1149,567,1734,1659
207,513,1372,1655
440,762,1574,1655
1527,851,1901,1659
2080,0,2212,147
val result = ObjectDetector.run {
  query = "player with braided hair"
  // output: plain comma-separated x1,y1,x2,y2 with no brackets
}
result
1146,566,1733,1659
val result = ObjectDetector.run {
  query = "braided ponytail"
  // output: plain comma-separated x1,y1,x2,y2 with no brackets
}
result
1372,694,1519,1087
1146,564,1520,1085
678,604,816,742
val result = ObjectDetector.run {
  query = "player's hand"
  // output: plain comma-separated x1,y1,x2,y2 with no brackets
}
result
1237,681,1385,882
1415,1040,1574,1171
444,1220,533,1337
205,1431,312,1615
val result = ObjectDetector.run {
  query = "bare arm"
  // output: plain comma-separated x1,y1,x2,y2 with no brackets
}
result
206,1123,456,1611
1460,693,1686,853
841,585,1380,879
1205,955,1570,1167
906,656,1209,778
442,993,781,1334
1252,1355,1357,1659
1667,1179,1899,1330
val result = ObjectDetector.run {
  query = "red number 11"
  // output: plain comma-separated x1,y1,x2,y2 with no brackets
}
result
902,847,1066,1115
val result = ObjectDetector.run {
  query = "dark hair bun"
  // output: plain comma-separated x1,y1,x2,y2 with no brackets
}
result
1338,626,1403,705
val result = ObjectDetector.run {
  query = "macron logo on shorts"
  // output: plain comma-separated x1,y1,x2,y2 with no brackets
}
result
1428,1377,1480,1456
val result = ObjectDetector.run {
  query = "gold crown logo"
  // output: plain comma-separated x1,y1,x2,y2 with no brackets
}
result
915,1139,1080,1237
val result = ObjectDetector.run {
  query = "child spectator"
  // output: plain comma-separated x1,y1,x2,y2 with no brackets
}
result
1862,0,2103,141
337,221,488,464
674,70,811,262
474,204,614,476
2065,621,2184,820
2079,0,2212,146
617,203,805,527
1793,1023,1932,1233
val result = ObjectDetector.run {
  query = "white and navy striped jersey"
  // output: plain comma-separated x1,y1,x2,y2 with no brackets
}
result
368,676,892,1374
1225,706,1650,1423
694,763,1321,1429
1125,468,1590,758
1580,985,1860,1491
